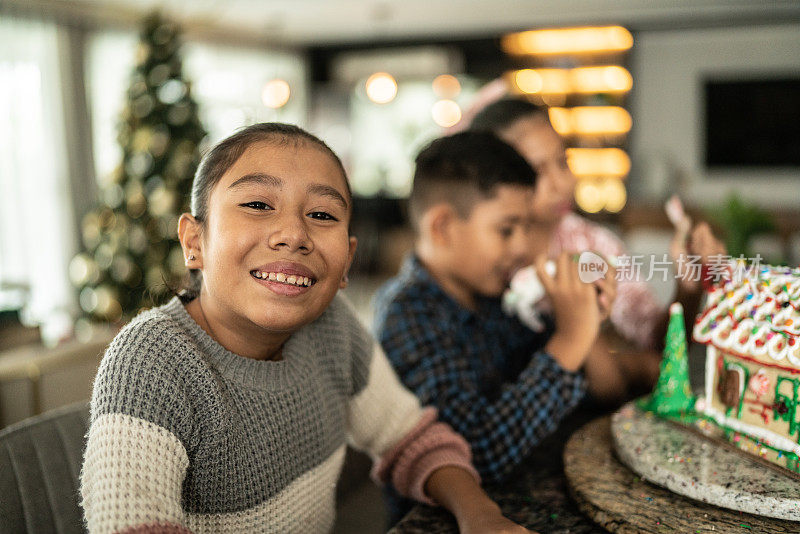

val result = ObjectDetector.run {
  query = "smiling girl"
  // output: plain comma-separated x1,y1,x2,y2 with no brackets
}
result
79,123,530,534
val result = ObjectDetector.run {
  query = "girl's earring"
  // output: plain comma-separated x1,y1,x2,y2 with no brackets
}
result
187,252,196,263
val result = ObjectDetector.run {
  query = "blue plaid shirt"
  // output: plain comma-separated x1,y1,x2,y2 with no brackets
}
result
373,255,586,483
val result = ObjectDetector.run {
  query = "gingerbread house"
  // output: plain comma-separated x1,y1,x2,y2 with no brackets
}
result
693,264,800,472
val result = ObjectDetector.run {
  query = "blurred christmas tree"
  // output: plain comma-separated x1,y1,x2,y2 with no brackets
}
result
71,12,207,323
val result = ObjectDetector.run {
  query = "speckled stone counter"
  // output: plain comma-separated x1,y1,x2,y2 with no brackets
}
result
612,403,800,521
565,415,800,532
390,408,606,533
389,340,769,532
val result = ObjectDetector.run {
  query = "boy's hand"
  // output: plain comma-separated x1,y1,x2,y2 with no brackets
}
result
538,253,601,371
594,261,617,321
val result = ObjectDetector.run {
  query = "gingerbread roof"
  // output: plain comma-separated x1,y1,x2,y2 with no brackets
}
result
693,264,800,367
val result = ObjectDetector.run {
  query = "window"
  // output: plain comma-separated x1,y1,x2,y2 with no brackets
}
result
183,42,307,144
0,17,75,343
87,31,308,184
86,30,137,186
349,78,478,198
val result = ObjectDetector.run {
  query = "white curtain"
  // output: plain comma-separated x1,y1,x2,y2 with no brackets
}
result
0,17,75,343
86,30,136,186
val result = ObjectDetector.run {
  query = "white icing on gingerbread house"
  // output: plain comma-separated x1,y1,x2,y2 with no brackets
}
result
693,264,800,471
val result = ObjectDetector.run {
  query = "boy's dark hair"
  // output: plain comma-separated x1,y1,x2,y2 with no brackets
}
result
469,98,549,134
180,122,349,300
408,131,536,228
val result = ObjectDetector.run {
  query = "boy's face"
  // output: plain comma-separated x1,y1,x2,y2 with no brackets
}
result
501,117,576,225
196,140,356,337
445,184,534,303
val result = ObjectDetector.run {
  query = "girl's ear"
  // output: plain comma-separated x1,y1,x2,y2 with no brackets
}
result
340,236,358,289
178,213,203,269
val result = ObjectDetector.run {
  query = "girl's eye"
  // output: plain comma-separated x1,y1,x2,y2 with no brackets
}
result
241,201,271,210
308,211,338,222
499,227,513,238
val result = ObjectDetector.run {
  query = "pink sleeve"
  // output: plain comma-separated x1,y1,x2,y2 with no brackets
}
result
371,407,480,505
611,279,665,349
551,213,626,260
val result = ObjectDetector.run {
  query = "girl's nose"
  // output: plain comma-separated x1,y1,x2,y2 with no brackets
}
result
267,214,313,253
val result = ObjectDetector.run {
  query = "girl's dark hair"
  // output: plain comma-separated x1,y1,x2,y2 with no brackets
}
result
191,122,350,222
469,98,549,134
178,122,349,301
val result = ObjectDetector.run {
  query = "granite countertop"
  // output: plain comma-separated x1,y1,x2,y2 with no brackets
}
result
568,415,799,533
390,407,607,533
391,405,800,533
389,344,716,533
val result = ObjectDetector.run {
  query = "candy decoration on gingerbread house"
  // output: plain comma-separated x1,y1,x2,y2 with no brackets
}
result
693,264,800,472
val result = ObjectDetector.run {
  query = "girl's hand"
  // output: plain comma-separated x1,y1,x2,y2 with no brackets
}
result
687,222,727,263
677,222,727,293
425,467,535,534
457,504,535,534
666,194,693,264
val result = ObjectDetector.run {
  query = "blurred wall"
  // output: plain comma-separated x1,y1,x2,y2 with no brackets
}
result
630,23,800,208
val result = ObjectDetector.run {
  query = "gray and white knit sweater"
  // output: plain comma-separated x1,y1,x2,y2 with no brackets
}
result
80,294,477,533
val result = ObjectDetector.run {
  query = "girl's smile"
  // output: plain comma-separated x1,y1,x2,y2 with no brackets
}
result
250,261,317,295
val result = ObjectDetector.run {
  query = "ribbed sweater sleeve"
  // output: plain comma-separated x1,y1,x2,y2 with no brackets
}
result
81,314,196,534
340,297,479,504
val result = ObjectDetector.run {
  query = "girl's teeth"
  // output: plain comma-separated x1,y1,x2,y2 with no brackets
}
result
254,271,311,287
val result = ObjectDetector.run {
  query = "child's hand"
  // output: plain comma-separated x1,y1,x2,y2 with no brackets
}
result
687,221,727,262
538,253,601,371
426,466,535,534
593,261,617,321
677,222,727,293
458,511,535,534
666,194,693,263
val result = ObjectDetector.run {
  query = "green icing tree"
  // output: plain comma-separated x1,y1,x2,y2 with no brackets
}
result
71,12,207,323
640,302,696,416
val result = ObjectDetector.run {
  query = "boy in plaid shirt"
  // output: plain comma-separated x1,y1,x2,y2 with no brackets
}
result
373,131,608,523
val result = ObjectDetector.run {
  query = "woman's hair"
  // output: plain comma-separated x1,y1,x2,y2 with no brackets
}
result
178,122,349,301
469,98,549,134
